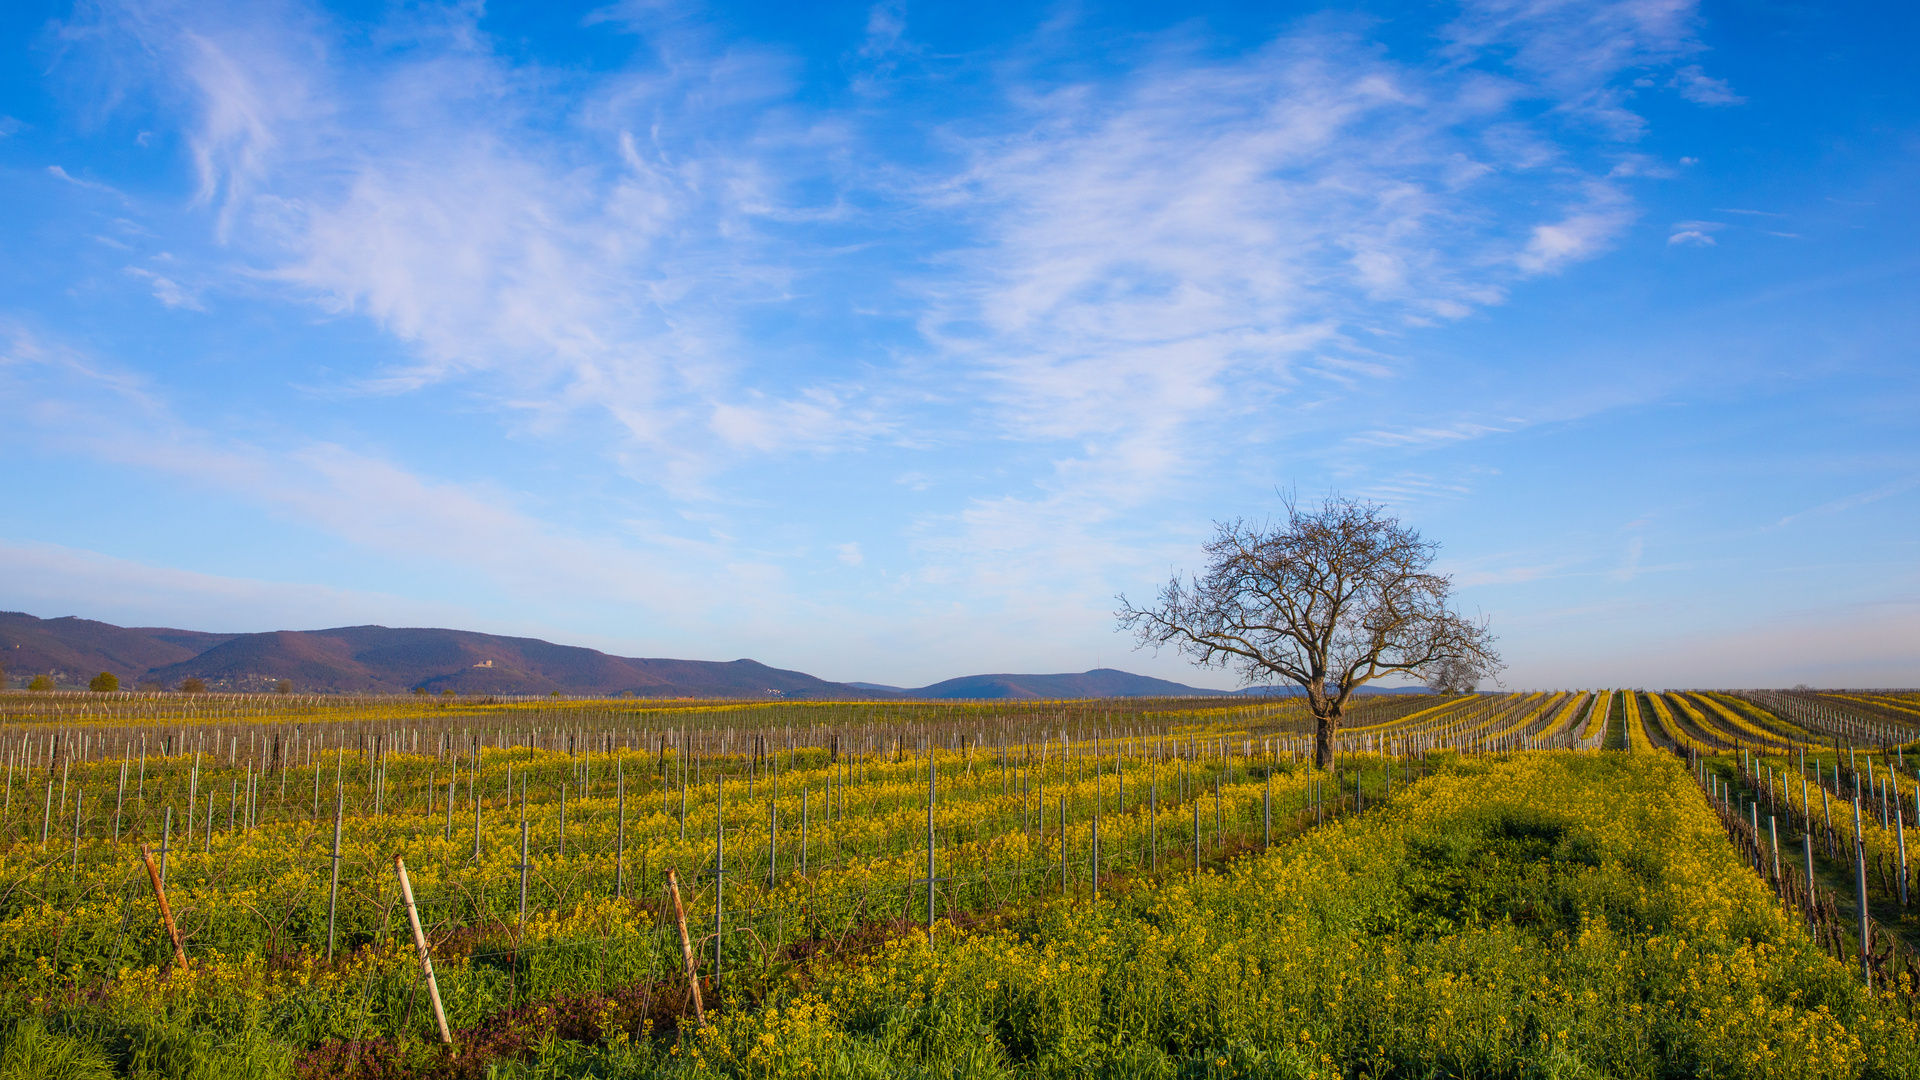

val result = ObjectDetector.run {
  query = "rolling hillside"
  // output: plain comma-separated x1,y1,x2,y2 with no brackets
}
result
905,668,1227,699
0,613,876,698
861,669,1426,699
1,612,1431,699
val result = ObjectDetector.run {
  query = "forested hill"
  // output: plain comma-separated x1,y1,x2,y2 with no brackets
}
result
897,668,1226,698
0,612,1430,698
0,612,876,698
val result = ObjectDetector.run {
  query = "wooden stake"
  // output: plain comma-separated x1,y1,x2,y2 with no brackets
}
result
666,868,705,1025
616,760,626,899
1855,795,1872,988
140,843,188,970
394,855,452,1044
927,755,937,940
518,778,529,927
327,778,344,960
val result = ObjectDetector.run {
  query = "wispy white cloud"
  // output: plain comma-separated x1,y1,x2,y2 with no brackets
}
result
1349,422,1511,449
47,165,124,196
0,539,480,635
177,29,305,232
875,8,1707,609
709,388,896,454
69,0,883,493
1444,0,1714,137
123,266,205,309
1772,477,1920,529
36,0,1753,675
73,0,1706,503
1606,154,1676,179
1351,471,1477,503
1670,64,1745,106
1516,181,1636,271
1667,218,1723,245
0,323,732,624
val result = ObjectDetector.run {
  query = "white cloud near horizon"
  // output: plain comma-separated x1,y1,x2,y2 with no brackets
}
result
0,539,482,636
0,324,731,625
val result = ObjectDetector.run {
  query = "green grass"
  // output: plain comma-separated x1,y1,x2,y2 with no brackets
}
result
418,754,1920,1079
1602,692,1628,751
0,1018,113,1080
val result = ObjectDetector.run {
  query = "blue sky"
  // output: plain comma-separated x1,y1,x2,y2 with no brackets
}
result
1,0,1914,690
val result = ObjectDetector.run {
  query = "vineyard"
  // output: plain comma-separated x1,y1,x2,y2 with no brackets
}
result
1,688,1919,1078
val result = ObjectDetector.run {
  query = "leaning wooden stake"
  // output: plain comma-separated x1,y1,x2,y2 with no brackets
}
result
140,843,188,970
667,868,706,1025
394,855,452,1044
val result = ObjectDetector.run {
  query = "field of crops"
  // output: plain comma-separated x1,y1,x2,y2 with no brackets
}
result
1,687,1918,1078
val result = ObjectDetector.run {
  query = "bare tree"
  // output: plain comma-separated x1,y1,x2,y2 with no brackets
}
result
1427,655,1478,695
1118,496,1501,768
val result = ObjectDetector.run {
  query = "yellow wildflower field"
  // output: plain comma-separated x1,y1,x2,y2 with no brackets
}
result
0,692,1913,1078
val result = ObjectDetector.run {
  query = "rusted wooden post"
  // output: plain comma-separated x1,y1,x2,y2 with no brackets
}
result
140,843,188,970
395,855,452,1044
667,868,705,1025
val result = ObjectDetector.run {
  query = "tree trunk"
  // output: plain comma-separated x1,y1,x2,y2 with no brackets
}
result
1314,710,1339,771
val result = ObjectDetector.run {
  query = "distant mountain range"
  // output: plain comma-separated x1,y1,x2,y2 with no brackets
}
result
854,670,1425,699
850,668,1219,698
0,612,875,698
0,611,1426,699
